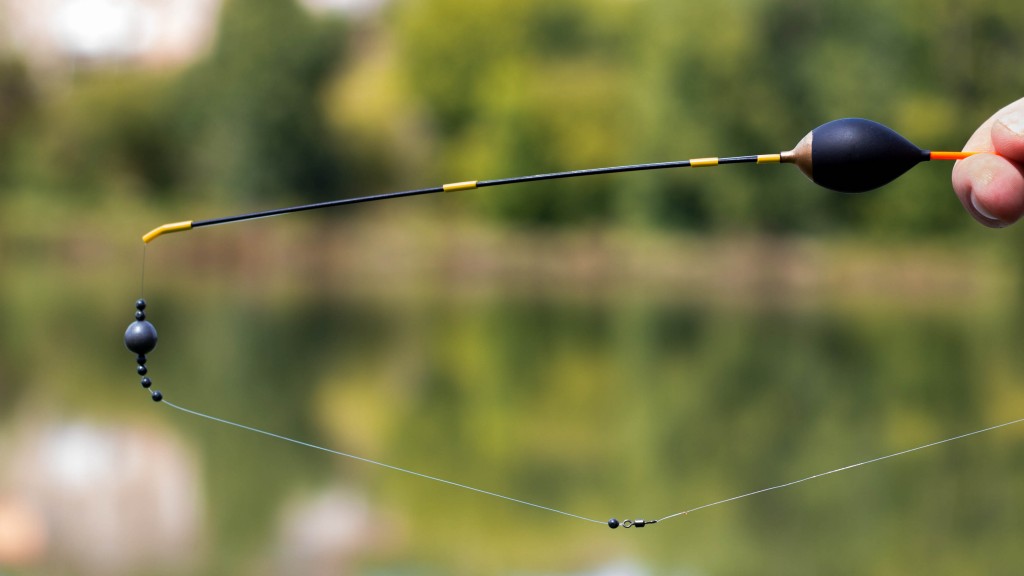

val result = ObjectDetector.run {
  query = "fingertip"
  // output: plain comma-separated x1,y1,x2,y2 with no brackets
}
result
952,154,1024,227
969,191,1006,227
991,110,1024,163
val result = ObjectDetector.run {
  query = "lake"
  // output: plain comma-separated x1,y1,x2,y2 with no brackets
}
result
2,212,1023,575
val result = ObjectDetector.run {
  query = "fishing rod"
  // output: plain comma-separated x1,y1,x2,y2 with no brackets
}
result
124,117,1012,531
138,118,978,243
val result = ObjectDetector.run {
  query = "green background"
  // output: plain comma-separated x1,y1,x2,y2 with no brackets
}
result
2,0,1023,574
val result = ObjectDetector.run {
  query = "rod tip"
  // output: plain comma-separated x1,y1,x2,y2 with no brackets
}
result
142,221,193,244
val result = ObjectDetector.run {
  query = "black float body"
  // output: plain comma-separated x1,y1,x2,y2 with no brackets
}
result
809,118,930,193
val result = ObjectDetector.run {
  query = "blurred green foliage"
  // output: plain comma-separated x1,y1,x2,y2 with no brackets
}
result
2,2,1023,571
0,56,34,186
15,72,184,198
392,0,1024,232
2,0,1024,232
178,0,347,203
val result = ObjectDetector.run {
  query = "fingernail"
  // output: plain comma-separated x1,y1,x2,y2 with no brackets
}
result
997,109,1024,137
970,193,1006,227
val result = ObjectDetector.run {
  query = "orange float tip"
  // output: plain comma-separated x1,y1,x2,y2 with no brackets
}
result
930,151,981,161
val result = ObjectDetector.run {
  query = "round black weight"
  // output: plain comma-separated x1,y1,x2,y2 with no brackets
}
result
124,320,158,355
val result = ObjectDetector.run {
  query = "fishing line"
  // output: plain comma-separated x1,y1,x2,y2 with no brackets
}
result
139,244,147,299
161,398,606,526
123,117,1007,530
655,415,1024,525
153,389,1024,530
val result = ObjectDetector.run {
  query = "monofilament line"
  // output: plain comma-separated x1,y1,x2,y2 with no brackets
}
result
139,244,147,298
163,397,1023,530
656,415,1024,524
161,399,606,526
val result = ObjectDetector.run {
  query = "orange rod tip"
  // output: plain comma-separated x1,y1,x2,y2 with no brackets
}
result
930,151,982,161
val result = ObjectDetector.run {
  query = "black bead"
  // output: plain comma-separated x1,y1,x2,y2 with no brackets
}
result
124,320,158,354
141,377,152,388
137,365,148,376
608,518,619,529
135,310,146,321
136,299,147,311
151,390,163,402
136,354,147,365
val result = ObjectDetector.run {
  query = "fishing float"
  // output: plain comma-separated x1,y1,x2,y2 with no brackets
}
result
124,117,1019,531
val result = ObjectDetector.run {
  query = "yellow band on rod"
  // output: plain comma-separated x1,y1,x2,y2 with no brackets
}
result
757,154,782,164
690,158,719,167
443,181,478,192
142,221,193,244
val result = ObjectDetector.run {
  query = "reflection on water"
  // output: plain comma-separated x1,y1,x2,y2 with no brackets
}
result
274,487,397,575
2,228,1023,575
0,421,201,574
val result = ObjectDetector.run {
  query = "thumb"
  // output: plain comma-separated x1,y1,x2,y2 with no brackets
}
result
951,101,1024,227
991,107,1024,164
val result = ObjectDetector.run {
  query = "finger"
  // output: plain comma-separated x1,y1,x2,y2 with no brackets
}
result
951,153,1024,227
990,108,1024,163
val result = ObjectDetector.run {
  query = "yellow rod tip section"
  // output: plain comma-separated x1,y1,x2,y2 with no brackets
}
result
757,154,782,164
443,180,478,192
142,221,193,244
690,158,719,167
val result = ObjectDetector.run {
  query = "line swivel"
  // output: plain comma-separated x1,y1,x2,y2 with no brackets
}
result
608,518,657,529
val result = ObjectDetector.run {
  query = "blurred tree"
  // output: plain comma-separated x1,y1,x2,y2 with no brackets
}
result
179,0,347,203
6,0,349,204
394,0,637,225
14,71,184,198
389,0,1024,234
3,0,1022,236
0,56,36,187
628,0,1023,235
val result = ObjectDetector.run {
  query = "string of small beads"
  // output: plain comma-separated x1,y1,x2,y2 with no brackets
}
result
124,299,163,402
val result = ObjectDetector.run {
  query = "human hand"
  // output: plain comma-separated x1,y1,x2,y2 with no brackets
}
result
951,98,1024,227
